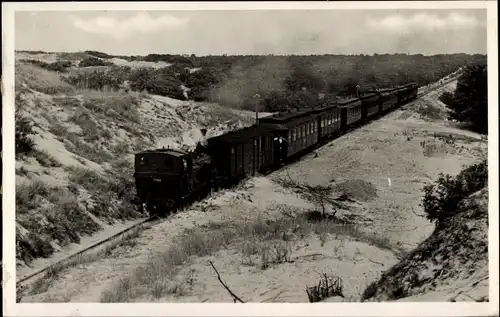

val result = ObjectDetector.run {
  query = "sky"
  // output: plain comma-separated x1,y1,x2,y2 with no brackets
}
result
15,9,487,56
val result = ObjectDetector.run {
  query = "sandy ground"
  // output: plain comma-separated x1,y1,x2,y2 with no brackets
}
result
21,78,487,303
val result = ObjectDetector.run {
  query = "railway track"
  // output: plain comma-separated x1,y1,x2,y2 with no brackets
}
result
416,75,459,99
16,216,158,291
15,76,458,295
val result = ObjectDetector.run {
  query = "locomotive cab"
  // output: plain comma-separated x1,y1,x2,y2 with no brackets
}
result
134,148,214,216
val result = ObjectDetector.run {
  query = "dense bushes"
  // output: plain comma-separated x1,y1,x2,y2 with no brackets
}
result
20,59,72,73
79,56,114,67
64,69,124,91
15,108,35,156
438,91,454,107
440,63,488,134
421,160,488,228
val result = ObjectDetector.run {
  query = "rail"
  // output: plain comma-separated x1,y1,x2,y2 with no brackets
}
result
16,216,157,289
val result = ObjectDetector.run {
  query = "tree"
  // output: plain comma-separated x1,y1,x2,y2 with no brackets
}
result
447,63,488,134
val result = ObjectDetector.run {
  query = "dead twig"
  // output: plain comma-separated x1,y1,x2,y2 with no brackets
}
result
262,289,288,303
209,260,245,303
409,207,426,218
368,259,384,266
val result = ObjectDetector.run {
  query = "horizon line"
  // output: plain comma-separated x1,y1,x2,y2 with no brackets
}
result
14,49,488,58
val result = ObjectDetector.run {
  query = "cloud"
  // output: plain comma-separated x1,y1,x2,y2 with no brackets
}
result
71,12,189,39
366,12,482,34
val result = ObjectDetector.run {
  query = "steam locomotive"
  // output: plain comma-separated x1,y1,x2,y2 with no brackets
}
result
134,83,418,216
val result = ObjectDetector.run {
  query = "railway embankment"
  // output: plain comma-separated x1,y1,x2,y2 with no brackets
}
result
21,78,488,303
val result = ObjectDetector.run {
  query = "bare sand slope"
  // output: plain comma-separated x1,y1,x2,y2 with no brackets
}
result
23,79,487,303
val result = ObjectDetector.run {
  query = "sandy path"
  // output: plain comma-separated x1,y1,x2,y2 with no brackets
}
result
23,79,487,302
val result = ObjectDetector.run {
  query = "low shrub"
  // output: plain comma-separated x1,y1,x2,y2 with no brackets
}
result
421,160,487,227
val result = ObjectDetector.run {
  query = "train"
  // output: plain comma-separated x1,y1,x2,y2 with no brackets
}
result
133,82,419,216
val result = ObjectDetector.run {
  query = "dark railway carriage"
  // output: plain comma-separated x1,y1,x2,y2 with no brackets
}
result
338,98,363,130
205,124,274,186
380,88,399,111
408,83,418,101
258,108,324,162
396,85,409,105
360,92,381,119
316,104,342,139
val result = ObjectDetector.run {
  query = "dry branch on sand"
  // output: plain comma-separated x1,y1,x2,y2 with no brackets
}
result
209,260,245,303
274,173,349,219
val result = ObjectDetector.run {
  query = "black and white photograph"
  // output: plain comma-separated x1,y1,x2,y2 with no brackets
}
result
2,1,498,316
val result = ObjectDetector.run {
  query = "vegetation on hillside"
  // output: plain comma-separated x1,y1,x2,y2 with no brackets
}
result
19,59,73,73
118,53,486,112
18,51,486,114
439,62,488,134
421,160,488,228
